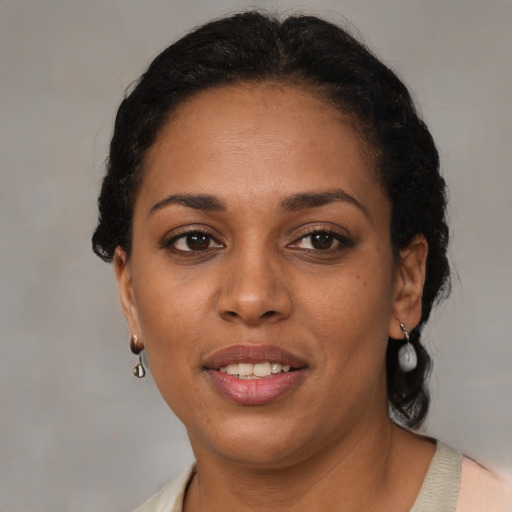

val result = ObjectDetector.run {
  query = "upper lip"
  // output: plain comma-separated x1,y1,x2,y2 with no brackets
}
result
203,344,308,369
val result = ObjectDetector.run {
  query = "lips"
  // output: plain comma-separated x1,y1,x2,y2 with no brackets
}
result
203,344,307,405
204,344,307,368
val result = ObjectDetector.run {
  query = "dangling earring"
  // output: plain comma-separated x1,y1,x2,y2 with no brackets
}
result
398,323,417,372
130,334,146,378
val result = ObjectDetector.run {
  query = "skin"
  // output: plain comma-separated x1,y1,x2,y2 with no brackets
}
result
115,83,434,511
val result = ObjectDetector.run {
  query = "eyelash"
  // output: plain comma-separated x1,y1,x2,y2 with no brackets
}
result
162,229,223,253
162,227,352,256
288,228,353,253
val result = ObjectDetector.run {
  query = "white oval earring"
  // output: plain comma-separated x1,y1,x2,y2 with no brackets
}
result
398,323,417,372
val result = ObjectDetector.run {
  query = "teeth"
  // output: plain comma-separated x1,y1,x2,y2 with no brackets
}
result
253,362,271,377
218,362,293,378
237,363,253,376
225,364,238,376
271,363,282,374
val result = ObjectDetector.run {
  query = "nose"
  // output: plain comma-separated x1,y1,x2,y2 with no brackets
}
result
216,246,293,326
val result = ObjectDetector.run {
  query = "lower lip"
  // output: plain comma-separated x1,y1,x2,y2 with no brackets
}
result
207,369,306,405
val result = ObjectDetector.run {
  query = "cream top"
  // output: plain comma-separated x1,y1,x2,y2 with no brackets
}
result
135,441,512,512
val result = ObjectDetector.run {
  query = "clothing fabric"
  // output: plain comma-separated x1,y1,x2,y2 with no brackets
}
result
135,464,193,512
134,441,511,512
409,442,461,511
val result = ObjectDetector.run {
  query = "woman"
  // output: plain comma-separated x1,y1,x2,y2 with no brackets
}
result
92,11,511,512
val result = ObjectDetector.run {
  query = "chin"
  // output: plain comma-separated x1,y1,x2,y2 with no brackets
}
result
186,410,340,470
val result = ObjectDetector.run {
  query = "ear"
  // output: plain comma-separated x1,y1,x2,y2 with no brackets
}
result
388,235,428,339
114,247,142,344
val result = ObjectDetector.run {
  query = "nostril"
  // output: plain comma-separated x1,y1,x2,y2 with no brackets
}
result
221,309,277,321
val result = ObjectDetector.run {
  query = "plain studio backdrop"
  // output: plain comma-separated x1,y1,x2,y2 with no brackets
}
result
1,1,511,511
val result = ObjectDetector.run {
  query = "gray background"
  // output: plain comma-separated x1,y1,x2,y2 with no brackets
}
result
1,1,511,511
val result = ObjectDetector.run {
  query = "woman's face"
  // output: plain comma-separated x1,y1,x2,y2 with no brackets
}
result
116,83,425,467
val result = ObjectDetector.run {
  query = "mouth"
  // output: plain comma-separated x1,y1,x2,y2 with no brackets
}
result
203,345,307,405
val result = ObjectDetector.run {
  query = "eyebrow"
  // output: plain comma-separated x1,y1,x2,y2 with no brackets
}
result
149,194,226,216
148,188,368,217
280,189,368,217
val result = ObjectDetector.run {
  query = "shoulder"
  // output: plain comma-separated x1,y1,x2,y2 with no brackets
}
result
410,441,462,511
411,439,512,512
457,457,512,512
135,465,195,512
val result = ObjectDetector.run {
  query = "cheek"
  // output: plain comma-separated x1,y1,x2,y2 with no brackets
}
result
297,256,395,366
132,264,214,373
300,258,394,324
136,283,210,417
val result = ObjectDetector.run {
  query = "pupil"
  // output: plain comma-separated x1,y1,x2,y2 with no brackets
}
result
187,233,209,250
312,232,333,250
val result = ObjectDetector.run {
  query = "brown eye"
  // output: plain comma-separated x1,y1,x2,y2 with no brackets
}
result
186,233,210,250
310,232,335,250
289,229,352,253
170,231,222,252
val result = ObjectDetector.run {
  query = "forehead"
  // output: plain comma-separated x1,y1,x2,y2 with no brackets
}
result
139,83,386,217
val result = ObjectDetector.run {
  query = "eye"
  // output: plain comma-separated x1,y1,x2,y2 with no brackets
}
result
168,231,223,252
305,232,336,250
290,230,351,251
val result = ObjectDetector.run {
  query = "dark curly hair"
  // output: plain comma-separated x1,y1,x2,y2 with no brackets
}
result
92,11,450,428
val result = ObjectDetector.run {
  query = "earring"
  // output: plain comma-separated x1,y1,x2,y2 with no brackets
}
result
130,334,146,378
398,323,417,372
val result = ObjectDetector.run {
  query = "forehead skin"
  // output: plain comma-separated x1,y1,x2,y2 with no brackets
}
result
138,83,389,228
